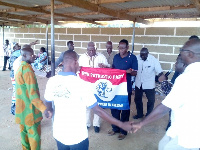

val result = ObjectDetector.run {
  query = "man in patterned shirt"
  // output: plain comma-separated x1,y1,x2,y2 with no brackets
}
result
15,45,46,150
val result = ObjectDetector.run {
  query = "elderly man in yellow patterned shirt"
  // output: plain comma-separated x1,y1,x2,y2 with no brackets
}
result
15,45,46,150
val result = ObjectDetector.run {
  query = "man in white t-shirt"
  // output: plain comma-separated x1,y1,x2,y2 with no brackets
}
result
131,39,200,150
44,51,132,150
134,47,163,119
79,41,109,133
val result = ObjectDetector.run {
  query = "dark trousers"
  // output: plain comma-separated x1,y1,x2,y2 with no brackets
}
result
56,138,89,150
111,92,132,135
134,86,155,117
3,56,10,70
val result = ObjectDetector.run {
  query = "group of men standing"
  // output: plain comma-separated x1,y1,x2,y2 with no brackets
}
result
74,39,163,141
12,36,200,150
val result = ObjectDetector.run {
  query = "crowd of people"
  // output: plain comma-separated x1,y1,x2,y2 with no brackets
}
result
2,35,200,150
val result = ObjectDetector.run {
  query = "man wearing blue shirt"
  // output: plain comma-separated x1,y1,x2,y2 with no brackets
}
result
108,39,138,140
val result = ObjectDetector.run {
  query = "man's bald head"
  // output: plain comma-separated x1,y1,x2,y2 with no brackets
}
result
182,39,200,54
87,41,96,57
180,39,200,65
21,47,35,64
63,51,79,73
63,51,79,64
22,44,31,49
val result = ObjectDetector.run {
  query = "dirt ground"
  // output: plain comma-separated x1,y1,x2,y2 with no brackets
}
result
0,68,168,150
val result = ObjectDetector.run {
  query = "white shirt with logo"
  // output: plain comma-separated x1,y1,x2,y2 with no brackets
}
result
44,74,97,145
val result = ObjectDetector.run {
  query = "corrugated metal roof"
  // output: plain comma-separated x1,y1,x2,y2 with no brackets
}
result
54,7,91,14
0,0,62,7
101,0,192,10
0,0,200,26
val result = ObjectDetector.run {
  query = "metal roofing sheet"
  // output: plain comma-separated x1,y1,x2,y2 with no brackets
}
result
101,0,192,10
54,6,91,14
0,0,62,7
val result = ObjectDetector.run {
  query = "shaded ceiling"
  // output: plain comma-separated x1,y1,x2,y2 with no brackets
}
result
0,0,200,27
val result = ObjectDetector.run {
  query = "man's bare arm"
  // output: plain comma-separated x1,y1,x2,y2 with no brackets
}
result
131,104,170,133
92,105,132,131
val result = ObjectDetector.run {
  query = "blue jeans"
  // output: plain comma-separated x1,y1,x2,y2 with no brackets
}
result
56,138,89,150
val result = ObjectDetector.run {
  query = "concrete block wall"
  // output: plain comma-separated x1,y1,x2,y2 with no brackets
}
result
3,27,199,78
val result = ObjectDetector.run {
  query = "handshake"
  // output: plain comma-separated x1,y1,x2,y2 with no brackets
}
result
120,121,143,133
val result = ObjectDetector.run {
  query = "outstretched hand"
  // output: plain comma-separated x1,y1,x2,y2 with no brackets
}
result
30,40,39,46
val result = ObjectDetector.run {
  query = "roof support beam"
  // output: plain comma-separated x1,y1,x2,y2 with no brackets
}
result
0,3,72,13
56,0,149,24
0,12,48,24
191,0,200,12
90,0,142,4
127,4,195,13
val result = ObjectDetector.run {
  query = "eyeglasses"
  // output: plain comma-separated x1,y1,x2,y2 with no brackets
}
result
179,48,200,54
117,46,127,50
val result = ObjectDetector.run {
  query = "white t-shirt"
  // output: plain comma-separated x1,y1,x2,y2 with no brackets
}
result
162,62,200,148
44,72,97,145
79,52,110,68
135,54,162,89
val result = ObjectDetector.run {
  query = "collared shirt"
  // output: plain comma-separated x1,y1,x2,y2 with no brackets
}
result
135,54,162,89
162,62,200,148
15,61,46,125
79,52,109,68
112,51,138,93
44,71,97,145
102,50,117,67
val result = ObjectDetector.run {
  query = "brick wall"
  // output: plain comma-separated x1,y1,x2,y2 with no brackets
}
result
2,27,199,78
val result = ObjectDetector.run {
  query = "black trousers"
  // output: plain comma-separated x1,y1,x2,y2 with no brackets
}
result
134,86,155,117
111,92,132,135
3,56,10,70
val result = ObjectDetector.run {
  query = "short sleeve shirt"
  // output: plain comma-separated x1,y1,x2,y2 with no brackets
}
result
135,54,163,89
112,51,138,93
44,72,97,145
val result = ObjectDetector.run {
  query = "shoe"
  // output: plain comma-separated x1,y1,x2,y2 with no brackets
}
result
118,133,126,140
2,69,6,71
94,126,100,133
87,126,90,129
8,68,11,70
133,115,143,119
107,130,116,136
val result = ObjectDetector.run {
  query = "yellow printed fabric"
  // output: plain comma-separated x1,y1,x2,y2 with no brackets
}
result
15,61,46,126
